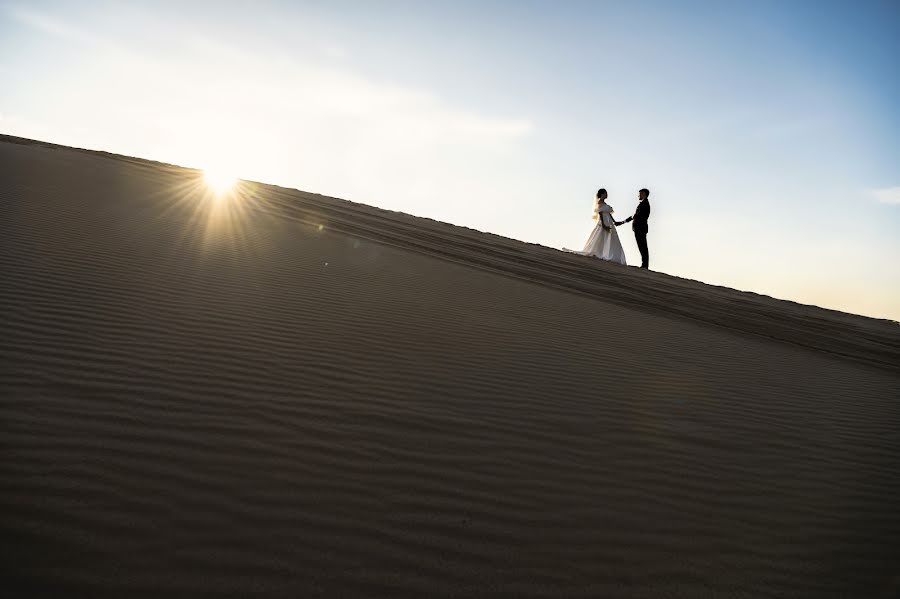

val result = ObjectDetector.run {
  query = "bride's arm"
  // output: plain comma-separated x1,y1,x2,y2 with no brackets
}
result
602,212,613,231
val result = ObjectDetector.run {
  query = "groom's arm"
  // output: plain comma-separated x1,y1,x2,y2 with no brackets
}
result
617,207,637,226
634,202,649,225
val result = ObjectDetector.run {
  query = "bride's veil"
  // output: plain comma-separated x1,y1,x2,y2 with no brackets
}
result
592,198,614,221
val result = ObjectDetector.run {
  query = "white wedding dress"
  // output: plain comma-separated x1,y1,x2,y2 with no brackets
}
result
566,202,627,265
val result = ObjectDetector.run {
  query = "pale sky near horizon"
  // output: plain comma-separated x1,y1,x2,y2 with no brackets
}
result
2,0,899,321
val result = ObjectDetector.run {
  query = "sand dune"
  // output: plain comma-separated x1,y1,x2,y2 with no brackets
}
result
2,134,899,597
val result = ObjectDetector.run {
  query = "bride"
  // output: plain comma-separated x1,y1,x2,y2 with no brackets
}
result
566,189,627,264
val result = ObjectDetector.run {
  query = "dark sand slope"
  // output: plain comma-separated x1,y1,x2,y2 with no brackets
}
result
1,136,899,598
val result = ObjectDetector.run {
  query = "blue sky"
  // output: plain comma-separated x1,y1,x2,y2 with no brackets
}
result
2,0,898,320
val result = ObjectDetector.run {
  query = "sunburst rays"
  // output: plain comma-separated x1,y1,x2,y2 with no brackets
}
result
147,170,277,259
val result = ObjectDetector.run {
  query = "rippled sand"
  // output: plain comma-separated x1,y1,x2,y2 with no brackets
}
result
2,135,899,598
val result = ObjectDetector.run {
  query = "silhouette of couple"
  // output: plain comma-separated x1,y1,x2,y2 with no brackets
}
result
567,188,651,268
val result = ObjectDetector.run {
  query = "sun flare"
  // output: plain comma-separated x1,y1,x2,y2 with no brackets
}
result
204,168,238,195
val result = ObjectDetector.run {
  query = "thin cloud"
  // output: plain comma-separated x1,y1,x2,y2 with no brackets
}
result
872,187,900,205
9,6,105,48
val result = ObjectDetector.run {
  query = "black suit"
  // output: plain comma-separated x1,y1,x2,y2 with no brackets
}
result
630,199,650,268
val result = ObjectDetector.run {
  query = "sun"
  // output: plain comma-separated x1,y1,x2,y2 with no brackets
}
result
204,168,238,195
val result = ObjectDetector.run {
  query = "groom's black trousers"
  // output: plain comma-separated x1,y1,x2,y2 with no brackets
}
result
634,231,649,269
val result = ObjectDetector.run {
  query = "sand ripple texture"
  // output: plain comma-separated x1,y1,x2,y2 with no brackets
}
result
2,136,899,598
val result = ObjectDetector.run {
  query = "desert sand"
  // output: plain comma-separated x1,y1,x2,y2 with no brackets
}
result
2,134,899,598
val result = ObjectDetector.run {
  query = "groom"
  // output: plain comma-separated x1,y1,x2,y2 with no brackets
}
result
616,188,651,269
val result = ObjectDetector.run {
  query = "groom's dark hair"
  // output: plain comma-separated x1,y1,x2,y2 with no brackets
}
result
639,188,650,196
596,188,607,198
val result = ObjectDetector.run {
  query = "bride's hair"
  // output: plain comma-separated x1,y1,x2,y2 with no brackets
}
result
592,188,607,221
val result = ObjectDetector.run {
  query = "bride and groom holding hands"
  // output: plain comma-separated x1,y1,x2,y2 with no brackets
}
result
568,188,651,268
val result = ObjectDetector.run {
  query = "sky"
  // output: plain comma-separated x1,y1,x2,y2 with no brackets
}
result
2,0,899,321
